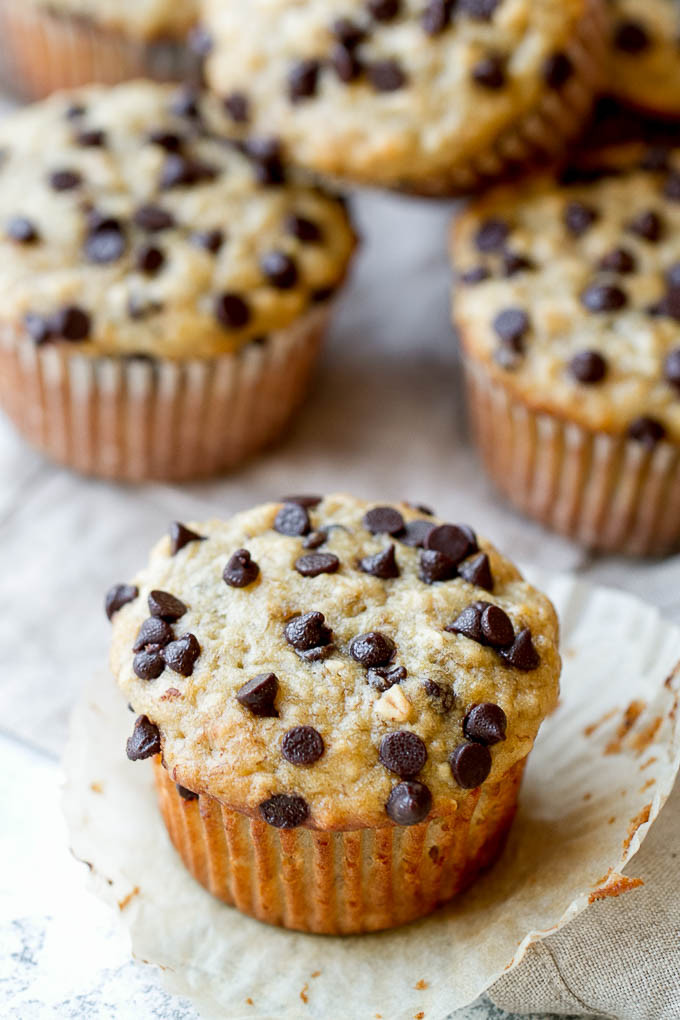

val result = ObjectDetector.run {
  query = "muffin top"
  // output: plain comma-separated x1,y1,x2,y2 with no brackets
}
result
33,0,198,39
108,494,560,831
608,0,680,117
452,144,680,444
202,0,593,191
0,81,355,359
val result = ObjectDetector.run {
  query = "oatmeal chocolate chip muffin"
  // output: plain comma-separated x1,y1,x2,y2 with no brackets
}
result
452,143,680,555
0,80,356,481
201,0,609,196
108,494,560,934
607,0,680,118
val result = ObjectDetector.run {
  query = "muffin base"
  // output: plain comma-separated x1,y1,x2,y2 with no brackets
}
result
0,1,195,100
0,305,329,482
464,357,680,557
152,755,527,935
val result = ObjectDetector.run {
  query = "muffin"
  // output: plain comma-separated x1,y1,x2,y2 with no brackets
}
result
451,143,680,555
107,494,561,934
0,81,356,482
201,0,609,196
607,0,680,119
0,0,202,100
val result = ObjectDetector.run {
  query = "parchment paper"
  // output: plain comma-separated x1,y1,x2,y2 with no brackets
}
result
63,567,680,1020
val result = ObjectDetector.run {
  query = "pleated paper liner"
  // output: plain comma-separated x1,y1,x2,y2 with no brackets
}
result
464,357,680,556
0,304,329,482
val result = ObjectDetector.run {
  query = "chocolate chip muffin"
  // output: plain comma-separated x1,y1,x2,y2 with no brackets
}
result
452,143,680,555
0,81,356,481
201,0,608,196
107,494,560,934
607,0,680,118
0,0,201,100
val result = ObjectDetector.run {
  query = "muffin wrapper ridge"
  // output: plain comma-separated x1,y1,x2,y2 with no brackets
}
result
0,0,195,100
0,304,329,482
464,357,680,556
153,755,527,935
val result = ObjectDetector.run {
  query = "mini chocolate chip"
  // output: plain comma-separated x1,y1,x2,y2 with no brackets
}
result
282,726,325,765
664,349,680,391
49,169,82,191
215,292,251,329
223,549,260,588
170,522,206,555
237,673,279,717
148,590,187,621
667,264,680,289
192,228,224,253
368,60,407,92
367,0,400,20
295,552,340,577
472,54,506,90
160,154,217,190
133,204,175,232
419,549,457,584
285,611,333,651
627,416,666,448
275,502,311,536
569,350,607,384
449,742,492,788
459,0,500,18
379,730,427,778
493,308,529,347
368,665,407,692
259,793,309,828
285,213,322,244
614,19,650,53
480,604,514,648
464,703,507,745
331,17,365,48
385,781,432,826
84,225,126,265
641,147,671,173
76,128,106,147
52,305,91,341
543,52,573,89
422,679,455,714
359,544,399,579
162,633,201,676
281,494,322,508
224,91,250,123
664,172,680,201
628,210,663,242
581,283,628,313
303,530,327,550
7,216,39,243
176,784,198,801
502,252,534,277
65,103,86,120
425,524,477,564
500,628,540,670
147,129,184,151
105,583,138,620
133,617,173,652
331,44,362,83
261,251,298,289
460,266,490,285
170,86,201,119
289,60,320,102
126,715,161,761
350,631,395,668
363,506,404,535
136,244,165,275
475,218,509,253
564,201,598,237
422,0,453,35
245,136,286,186
399,520,435,548
133,648,165,680
459,552,493,591
598,247,636,274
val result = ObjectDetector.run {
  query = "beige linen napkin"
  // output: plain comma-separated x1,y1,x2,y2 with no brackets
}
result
490,780,680,1019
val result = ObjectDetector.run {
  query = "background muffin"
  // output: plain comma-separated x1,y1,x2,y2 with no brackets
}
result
607,0,680,119
108,494,561,934
0,81,356,481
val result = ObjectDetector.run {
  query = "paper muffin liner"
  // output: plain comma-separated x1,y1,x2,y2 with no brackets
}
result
152,755,527,936
0,0,196,100
0,304,329,482
464,356,680,556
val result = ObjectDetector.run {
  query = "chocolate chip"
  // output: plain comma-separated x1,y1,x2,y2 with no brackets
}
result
493,308,529,347
664,349,680,391
76,128,106,147
368,60,407,92
500,628,540,670
133,204,175,232
105,583,138,620
24,313,52,344
425,524,477,565
260,793,309,828
419,549,457,584
363,506,404,535
133,617,173,652
446,603,485,642
449,742,492,788
275,502,311,536
472,54,506,90
459,552,493,591
667,264,680,289
52,305,91,341
350,631,395,668
399,520,435,548
581,283,628,313
162,633,201,676
136,244,165,275
331,17,365,48
288,60,320,103
422,679,455,714
7,216,39,243
285,611,333,651
282,726,325,765
224,91,250,123
49,169,82,191
295,553,340,577
379,731,427,778
464,703,507,744
641,147,671,173
367,0,400,20
237,673,279,717
543,52,573,89
331,44,362,83
285,214,322,244
281,494,322,508
598,247,636,274
502,252,534,277
261,251,298,289
459,0,500,18
65,103,86,120
303,530,327,550
297,644,335,662
664,172,680,201
133,648,165,680
148,590,187,621
160,154,217,190
223,549,260,588
385,781,432,826
564,201,598,237
569,350,607,384
170,522,206,555
614,19,650,54
215,292,251,329
367,665,407,692
422,0,453,35
147,129,184,151
480,604,514,647
475,218,509,253
244,136,286,186
627,210,663,242
192,228,224,253
126,716,161,761
627,416,666,448
170,86,201,119
359,544,399,579
84,223,126,264
460,266,490,285
176,784,198,801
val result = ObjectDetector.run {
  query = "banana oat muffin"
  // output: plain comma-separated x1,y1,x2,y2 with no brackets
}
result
108,494,560,933
0,80,356,480
608,0,680,118
452,143,680,554
202,0,608,195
